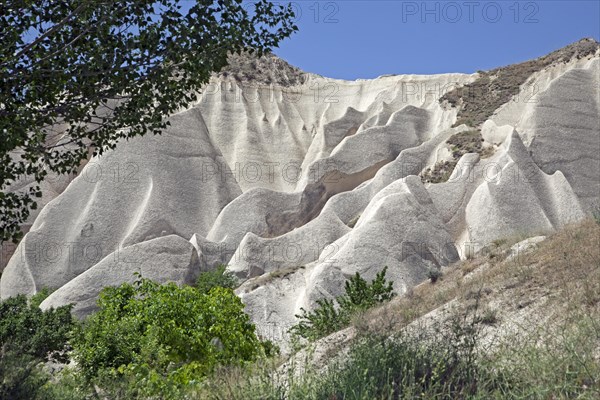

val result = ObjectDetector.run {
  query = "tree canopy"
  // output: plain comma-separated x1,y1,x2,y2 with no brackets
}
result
0,0,297,243
71,277,269,397
0,290,75,399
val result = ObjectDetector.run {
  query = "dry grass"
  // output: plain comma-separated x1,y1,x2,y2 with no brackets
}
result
421,129,494,183
194,220,600,399
357,219,600,338
440,38,599,128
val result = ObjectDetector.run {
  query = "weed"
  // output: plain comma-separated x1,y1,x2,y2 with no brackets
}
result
427,268,443,283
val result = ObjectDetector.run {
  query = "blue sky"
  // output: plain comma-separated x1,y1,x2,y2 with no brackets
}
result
271,0,600,79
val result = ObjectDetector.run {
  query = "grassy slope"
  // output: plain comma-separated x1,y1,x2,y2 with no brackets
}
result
198,219,600,399
361,219,599,339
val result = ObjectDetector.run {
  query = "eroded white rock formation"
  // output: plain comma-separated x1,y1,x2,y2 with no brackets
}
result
1,43,598,348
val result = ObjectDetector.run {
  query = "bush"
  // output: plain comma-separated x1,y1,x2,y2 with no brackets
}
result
427,268,443,283
196,264,238,293
290,298,348,341
200,309,505,399
291,267,395,341
340,267,396,310
71,276,269,398
0,291,76,400
199,310,600,400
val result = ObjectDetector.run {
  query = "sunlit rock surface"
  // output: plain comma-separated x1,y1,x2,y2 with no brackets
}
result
2,44,599,348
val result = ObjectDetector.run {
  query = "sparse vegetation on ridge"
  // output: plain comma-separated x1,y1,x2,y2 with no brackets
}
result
440,38,599,128
421,129,494,183
240,265,306,293
219,51,308,87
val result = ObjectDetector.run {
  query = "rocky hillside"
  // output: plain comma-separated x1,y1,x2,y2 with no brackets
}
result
198,218,599,398
1,40,598,350
302,218,600,365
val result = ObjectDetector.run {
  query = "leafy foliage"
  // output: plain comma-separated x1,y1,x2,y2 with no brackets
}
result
0,0,297,242
339,267,395,311
291,298,348,342
291,267,395,341
196,264,238,293
71,277,269,397
0,351,52,400
0,292,76,399
0,291,74,362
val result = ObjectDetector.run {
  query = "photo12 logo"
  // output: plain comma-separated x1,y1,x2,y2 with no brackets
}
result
243,1,341,24
401,1,540,23
201,80,339,104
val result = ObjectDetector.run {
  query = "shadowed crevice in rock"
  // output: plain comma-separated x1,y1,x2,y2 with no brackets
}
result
265,159,390,237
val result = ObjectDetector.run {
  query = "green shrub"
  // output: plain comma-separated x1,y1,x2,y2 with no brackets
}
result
0,351,51,400
291,267,395,341
290,298,348,341
200,309,504,399
196,264,238,293
339,267,395,311
71,276,269,398
427,268,443,283
0,292,76,400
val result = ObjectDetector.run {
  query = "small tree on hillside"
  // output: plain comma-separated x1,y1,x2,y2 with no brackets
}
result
71,277,271,396
292,267,396,341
